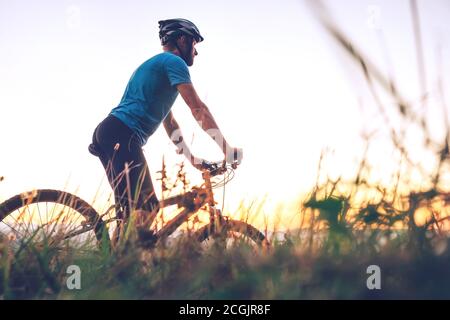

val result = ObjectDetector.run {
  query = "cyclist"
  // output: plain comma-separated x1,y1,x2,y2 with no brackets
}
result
89,18,242,238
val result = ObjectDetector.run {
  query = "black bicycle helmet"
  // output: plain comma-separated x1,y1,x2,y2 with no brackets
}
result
158,18,204,45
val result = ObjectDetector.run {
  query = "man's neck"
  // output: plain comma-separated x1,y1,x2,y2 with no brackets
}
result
163,47,181,57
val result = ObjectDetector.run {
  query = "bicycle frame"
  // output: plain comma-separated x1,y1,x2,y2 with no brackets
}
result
152,169,220,241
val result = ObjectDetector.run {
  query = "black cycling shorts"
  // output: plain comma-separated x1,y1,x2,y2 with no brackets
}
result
91,114,159,218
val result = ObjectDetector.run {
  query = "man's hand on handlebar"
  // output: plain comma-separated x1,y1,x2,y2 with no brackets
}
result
190,156,227,173
189,147,242,175
189,155,207,171
190,146,243,171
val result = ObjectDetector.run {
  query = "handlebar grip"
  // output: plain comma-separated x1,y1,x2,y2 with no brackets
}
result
200,160,214,170
201,160,226,176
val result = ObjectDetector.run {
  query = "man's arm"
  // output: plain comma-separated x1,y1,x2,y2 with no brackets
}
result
164,110,208,170
163,111,194,162
176,83,237,161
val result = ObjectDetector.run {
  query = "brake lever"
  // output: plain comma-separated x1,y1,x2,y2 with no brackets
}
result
201,160,226,176
201,160,215,171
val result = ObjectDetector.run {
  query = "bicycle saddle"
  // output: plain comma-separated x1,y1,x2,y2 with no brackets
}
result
88,143,102,157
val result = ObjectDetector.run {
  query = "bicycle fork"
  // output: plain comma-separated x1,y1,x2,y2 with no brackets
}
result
202,170,228,235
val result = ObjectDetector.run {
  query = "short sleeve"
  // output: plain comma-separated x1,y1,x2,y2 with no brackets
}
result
165,55,191,87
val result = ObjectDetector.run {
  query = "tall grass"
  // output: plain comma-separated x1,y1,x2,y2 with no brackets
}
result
1,1,450,299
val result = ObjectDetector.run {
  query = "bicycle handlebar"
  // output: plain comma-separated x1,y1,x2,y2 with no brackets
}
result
201,160,238,177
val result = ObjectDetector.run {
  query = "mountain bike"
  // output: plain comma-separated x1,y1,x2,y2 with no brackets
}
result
0,160,267,250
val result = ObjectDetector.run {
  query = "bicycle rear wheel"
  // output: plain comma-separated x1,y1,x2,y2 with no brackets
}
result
0,189,108,248
194,217,268,249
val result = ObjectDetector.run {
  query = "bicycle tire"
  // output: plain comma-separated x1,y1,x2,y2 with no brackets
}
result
0,189,108,246
194,218,268,248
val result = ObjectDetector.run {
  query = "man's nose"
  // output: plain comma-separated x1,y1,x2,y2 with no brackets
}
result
194,48,198,56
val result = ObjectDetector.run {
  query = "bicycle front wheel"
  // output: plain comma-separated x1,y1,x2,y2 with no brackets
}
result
194,218,268,249
0,189,108,248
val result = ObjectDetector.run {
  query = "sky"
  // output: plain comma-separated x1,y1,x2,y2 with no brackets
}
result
0,0,449,228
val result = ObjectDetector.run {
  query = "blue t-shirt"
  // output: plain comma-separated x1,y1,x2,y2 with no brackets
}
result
110,52,191,146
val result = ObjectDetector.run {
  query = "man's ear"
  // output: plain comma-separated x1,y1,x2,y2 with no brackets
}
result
177,35,187,46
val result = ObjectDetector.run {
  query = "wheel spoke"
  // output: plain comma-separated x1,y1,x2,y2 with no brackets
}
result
25,204,35,237
1,218,25,239
37,201,44,228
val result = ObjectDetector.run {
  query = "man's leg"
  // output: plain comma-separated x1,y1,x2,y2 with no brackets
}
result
124,145,160,221
93,115,159,233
